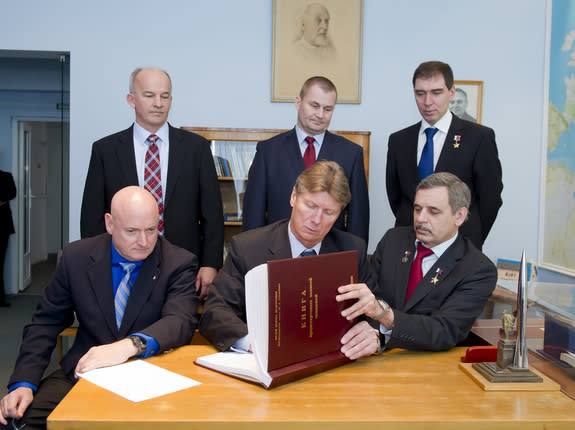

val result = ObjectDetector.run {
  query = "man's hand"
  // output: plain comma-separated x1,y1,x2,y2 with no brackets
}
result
195,266,217,300
0,387,34,425
337,283,380,320
74,338,137,377
340,321,379,360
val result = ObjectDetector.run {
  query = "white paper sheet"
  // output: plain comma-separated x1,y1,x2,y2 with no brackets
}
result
77,359,201,402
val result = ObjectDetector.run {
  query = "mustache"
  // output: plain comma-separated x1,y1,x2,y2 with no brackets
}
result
415,224,431,233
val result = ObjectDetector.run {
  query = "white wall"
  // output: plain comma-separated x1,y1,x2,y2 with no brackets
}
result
2,0,548,263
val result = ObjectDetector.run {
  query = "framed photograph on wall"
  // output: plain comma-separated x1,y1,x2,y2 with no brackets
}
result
451,80,483,124
271,0,363,104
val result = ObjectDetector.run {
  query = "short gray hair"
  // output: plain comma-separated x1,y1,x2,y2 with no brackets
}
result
416,172,470,214
129,67,172,94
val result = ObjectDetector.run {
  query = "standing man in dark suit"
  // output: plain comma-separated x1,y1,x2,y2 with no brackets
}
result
200,161,378,359
0,170,16,307
0,186,199,429
242,76,370,242
386,61,502,249
81,67,223,299
338,172,496,351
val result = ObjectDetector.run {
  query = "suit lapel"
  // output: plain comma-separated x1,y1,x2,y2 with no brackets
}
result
436,115,465,171
395,234,416,309
266,220,293,260
86,236,117,336
164,124,181,208
404,124,422,183
405,235,465,311
283,128,306,175
115,126,139,185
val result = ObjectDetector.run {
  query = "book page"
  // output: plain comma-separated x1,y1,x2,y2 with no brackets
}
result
195,351,266,384
245,262,271,384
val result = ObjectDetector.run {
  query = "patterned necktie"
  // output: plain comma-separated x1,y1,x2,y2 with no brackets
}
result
418,127,438,179
300,249,317,257
303,136,316,168
115,262,136,330
405,243,434,303
145,134,164,233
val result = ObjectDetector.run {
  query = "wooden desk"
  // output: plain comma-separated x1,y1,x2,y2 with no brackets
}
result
48,345,575,429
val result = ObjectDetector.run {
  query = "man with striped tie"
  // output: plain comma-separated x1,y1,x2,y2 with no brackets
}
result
81,67,223,300
1,187,199,429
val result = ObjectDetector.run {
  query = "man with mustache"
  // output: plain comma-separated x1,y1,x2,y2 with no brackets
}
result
293,3,336,61
386,61,502,250
337,172,497,352
81,67,223,300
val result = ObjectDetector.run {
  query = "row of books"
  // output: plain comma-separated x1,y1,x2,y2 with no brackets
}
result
211,140,258,179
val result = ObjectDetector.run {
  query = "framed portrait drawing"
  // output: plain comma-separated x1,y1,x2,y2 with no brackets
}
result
271,0,363,104
451,80,483,124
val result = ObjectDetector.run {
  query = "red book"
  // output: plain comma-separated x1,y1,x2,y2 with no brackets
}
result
195,250,358,389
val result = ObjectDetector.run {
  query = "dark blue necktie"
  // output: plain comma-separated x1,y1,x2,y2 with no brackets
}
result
418,127,438,179
300,249,317,257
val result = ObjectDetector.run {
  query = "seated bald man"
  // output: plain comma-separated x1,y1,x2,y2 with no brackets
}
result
0,186,199,429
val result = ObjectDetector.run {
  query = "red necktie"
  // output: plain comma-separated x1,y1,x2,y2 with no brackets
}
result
303,136,316,168
405,243,434,303
144,134,164,233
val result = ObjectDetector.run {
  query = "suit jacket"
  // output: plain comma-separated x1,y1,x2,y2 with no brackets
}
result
0,170,16,236
81,124,224,268
386,115,503,249
242,128,370,242
8,234,199,387
370,226,496,351
199,219,374,351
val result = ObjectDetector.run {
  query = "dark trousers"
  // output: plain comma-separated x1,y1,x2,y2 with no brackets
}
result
2,369,76,430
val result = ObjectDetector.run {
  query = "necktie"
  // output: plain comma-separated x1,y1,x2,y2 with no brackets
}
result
300,249,317,257
115,262,136,330
405,243,434,303
145,134,164,233
418,127,438,180
303,136,316,169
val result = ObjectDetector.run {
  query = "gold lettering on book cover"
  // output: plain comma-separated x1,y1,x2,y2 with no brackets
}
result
275,284,281,347
308,278,314,338
300,288,307,329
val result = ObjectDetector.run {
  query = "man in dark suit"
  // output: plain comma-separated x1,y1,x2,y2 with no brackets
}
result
242,76,370,242
0,187,199,429
81,67,223,299
338,172,496,351
386,61,502,249
200,161,378,359
0,170,16,307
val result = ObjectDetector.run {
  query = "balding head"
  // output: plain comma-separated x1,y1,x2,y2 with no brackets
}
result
104,186,159,261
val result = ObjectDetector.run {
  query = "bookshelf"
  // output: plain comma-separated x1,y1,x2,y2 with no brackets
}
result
181,127,370,248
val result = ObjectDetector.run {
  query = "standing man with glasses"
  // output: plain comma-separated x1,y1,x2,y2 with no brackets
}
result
81,67,223,299
386,61,503,250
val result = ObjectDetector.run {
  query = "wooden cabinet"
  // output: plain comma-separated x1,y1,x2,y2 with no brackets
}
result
181,127,370,251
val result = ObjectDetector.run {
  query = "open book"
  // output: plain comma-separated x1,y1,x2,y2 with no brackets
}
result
195,250,358,389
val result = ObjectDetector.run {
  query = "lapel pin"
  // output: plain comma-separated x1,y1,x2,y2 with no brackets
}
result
453,135,461,149
430,268,443,285
401,251,411,263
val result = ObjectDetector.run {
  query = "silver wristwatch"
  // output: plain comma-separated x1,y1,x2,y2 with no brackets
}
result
129,335,147,355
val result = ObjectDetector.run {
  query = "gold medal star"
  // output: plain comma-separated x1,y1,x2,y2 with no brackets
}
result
453,142,460,148
431,275,439,284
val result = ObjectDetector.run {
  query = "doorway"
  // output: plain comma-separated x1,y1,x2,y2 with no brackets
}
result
14,120,69,293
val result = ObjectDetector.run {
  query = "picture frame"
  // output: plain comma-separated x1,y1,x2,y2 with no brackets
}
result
451,80,483,124
271,0,363,104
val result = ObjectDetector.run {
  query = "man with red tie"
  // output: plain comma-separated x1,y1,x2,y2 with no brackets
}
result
337,172,496,352
81,67,223,299
242,76,370,242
